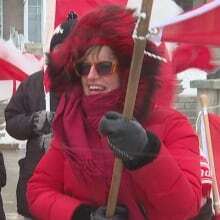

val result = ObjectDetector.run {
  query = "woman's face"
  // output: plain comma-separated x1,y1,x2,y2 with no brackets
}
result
79,46,120,96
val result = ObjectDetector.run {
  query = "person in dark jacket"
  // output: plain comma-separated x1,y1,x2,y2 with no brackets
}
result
4,12,77,219
0,151,6,220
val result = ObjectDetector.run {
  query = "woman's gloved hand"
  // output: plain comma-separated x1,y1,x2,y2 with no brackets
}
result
99,111,160,170
72,205,128,220
32,110,55,135
90,205,128,220
72,205,96,220
193,198,213,220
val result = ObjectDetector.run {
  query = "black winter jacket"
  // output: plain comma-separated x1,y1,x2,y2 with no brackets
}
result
0,151,6,220
4,71,59,217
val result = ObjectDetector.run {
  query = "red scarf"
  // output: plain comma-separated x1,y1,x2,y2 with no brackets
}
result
52,86,122,182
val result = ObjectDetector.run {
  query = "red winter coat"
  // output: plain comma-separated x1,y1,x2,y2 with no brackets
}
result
27,107,201,220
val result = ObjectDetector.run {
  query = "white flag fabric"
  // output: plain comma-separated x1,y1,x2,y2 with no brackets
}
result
152,0,220,46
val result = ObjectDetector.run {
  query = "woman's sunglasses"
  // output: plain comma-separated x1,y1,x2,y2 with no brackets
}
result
75,61,117,77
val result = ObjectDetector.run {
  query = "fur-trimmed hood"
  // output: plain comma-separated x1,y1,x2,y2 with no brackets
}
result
48,5,169,120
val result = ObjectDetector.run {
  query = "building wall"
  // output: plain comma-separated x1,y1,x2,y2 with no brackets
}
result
3,0,23,40
174,95,198,126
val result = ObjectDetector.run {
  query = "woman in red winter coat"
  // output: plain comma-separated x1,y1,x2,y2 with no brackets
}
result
27,5,203,220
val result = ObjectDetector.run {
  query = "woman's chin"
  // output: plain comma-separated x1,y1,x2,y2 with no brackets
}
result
85,90,108,96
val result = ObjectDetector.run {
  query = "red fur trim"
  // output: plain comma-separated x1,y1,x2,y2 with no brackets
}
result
172,44,215,73
49,5,176,113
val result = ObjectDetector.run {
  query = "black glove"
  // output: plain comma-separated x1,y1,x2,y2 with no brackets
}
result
39,133,53,152
193,198,213,220
90,205,128,220
99,111,160,170
32,111,55,136
72,205,96,220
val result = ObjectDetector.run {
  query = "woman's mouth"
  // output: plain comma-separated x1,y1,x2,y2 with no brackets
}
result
88,84,106,93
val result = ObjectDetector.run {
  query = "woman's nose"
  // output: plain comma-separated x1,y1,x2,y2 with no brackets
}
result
87,65,99,79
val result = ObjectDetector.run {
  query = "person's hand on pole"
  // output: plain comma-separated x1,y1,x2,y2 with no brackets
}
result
99,111,161,170
32,110,55,135
91,205,128,220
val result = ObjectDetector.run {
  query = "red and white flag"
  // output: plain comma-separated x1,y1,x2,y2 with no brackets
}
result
54,0,184,27
0,40,42,81
0,58,28,81
43,0,128,52
53,0,220,46
152,0,220,46
54,0,127,27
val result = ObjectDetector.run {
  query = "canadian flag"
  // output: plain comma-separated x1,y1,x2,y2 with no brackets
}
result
53,0,182,27
44,0,127,51
52,0,220,46
156,0,220,46
0,40,42,81
55,0,127,27
0,58,27,81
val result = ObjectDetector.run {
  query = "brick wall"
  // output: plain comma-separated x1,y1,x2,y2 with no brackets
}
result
174,95,198,126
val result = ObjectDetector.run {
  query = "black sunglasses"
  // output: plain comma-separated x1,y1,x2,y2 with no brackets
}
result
75,61,117,77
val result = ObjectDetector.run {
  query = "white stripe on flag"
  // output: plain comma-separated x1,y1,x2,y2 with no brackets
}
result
152,0,220,28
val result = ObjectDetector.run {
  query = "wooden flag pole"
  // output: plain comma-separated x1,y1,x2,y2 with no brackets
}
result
106,0,154,217
200,94,220,215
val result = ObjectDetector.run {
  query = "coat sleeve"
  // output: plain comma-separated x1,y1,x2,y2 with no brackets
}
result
4,81,35,140
130,111,202,220
27,142,83,220
0,152,6,187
